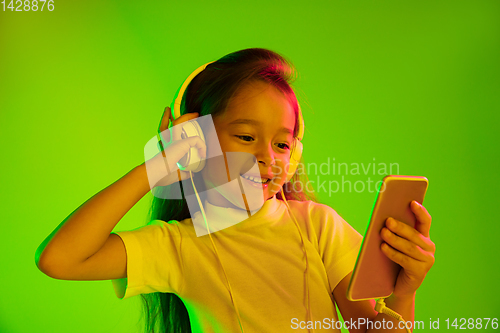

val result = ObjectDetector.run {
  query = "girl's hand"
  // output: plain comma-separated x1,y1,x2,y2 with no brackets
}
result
145,107,206,188
380,201,435,298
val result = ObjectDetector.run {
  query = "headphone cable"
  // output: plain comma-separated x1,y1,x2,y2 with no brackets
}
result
189,170,246,333
280,187,314,332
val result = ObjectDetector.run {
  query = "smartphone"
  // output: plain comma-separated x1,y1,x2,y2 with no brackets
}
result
346,175,429,301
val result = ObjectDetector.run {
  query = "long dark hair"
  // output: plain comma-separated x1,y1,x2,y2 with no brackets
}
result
141,48,319,333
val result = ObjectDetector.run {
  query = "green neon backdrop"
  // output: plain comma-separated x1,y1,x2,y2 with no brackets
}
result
1,1,499,332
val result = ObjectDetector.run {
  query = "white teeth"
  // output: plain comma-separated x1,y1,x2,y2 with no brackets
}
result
242,174,269,184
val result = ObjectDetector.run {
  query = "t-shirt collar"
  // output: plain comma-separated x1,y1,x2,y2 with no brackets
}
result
191,195,281,235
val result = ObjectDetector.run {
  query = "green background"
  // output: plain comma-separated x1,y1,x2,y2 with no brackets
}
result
1,0,499,332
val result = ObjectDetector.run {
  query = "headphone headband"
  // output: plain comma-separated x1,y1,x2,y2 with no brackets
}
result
296,103,304,141
170,61,216,120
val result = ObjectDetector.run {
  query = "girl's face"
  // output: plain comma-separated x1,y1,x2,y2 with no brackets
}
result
201,80,296,209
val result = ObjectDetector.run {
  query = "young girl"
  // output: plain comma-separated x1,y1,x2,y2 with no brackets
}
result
36,48,435,333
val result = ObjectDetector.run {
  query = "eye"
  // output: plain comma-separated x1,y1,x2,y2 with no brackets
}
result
236,135,254,142
277,142,290,150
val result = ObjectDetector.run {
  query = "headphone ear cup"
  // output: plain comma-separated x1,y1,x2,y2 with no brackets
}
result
177,121,206,173
286,139,303,183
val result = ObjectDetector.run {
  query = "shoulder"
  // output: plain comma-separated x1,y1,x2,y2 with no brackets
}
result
114,218,198,253
121,218,194,238
285,200,362,261
285,199,344,224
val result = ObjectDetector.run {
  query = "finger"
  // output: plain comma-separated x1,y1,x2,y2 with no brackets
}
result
381,226,428,262
158,130,172,151
381,241,429,270
381,241,435,275
158,107,172,133
381,242,415,269
170,112,201,142
187,135,207,159
386,217,434,253
171,112,200,127
411,201,432,238
160,136,207,173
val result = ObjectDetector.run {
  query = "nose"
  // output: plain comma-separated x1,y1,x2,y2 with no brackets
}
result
255,143,276,167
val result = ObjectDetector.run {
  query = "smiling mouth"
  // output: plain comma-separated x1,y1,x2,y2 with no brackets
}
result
240,174,271,184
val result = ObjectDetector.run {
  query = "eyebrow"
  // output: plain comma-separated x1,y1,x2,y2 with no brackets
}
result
228,118,294,135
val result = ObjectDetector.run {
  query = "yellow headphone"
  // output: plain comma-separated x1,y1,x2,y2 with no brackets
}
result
161,60,313,333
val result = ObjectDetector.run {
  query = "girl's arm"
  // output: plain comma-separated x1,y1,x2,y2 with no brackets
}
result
35,164,151,280
333,201,435,333
35,110,204,281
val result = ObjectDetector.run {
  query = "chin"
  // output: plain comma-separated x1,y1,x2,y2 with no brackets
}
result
208,178,265,212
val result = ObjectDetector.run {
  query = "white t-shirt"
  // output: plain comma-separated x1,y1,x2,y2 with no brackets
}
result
111,196,362,332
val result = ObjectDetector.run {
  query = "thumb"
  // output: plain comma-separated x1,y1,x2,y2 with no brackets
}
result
158,107,172,133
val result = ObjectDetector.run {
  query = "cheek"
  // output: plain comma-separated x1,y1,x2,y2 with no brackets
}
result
202,152,256,188
273,156,290,176
202,127,224,165
202,155,228,188
211,130,232,149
